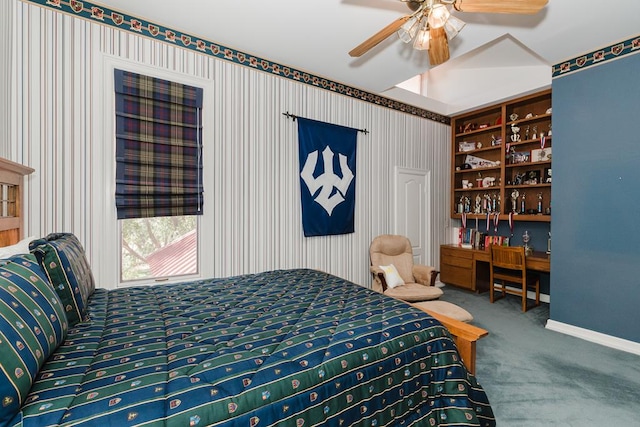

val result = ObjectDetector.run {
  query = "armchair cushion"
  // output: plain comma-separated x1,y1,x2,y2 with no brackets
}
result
384,283,443,302
379,264,404,289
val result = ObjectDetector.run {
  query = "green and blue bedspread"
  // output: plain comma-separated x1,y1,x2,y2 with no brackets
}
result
11,269,495,426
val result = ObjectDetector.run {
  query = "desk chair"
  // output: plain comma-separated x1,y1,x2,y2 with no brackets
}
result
489,245,540,312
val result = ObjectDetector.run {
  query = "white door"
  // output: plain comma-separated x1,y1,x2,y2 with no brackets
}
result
395,167,431,266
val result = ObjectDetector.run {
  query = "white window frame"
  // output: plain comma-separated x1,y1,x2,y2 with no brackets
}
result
96,54,215,289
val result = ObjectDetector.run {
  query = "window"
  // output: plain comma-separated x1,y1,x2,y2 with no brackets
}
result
120,215,197,281
114,69,204,282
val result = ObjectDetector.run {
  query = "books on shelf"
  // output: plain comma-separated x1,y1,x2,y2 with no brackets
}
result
454,227,510,249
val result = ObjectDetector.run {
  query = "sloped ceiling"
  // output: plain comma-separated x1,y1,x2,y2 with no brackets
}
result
91,0,640,116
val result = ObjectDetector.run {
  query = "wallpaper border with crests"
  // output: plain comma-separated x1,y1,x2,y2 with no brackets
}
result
552,34,640,78
23,0,450,125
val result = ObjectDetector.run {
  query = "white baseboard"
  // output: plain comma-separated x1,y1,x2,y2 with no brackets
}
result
545,319,640,356
533,291,550,304
501,285,550,303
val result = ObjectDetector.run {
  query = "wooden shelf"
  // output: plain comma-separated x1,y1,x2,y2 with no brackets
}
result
505,161,552,169
450,212,551,223
455,123,502,137
455,145,502,156
454,187,501,193
455,166,502,174
507,136,552,148
506,112,552,127
504,183,551,189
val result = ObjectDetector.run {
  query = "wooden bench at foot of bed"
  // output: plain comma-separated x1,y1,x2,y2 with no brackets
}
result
412,304,489,375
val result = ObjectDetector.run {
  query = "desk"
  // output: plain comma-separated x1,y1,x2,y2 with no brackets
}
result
440,244,550,292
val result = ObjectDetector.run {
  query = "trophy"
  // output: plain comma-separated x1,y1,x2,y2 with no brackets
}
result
475,194,482,214
523,230,533,256
510,124,521,142
511,189,519,213
537,193,543,214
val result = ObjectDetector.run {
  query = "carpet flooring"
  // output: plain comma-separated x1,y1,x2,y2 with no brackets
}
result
439,285,640,427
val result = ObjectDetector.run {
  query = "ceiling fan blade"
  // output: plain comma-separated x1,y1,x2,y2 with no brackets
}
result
349,15,411,57
428,27,450,66
454,0,548,14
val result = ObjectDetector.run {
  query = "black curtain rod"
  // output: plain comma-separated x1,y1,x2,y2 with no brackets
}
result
282,112,369,135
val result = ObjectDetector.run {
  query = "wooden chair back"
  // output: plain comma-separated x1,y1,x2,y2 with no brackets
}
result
489,244,540,312
490,245,526,272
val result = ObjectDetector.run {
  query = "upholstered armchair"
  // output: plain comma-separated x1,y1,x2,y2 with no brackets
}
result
369,234,443,302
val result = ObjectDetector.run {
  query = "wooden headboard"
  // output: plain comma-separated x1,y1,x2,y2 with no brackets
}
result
0,157,35,247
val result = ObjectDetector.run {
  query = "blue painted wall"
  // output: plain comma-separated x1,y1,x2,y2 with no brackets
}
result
551,53,640,342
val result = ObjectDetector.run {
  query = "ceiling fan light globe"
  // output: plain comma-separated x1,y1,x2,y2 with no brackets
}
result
444,14,465,40
413,28,430,50
427,4,450,29
397,15,420,43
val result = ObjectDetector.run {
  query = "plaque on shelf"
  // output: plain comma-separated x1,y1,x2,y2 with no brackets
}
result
458,141,476,152
531,147,552,162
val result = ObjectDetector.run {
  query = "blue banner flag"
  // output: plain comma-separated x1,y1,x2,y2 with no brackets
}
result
297,118,358,237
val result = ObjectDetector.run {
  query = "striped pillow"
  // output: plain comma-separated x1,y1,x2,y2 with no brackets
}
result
0,254,68,425
30,233,96,326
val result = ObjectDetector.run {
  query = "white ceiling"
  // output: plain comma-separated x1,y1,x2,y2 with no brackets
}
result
93,0,640,116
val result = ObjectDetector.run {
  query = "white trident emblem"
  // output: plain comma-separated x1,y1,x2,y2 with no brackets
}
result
300,146,354,216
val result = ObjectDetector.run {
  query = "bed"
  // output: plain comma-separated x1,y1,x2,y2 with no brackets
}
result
0,160,495,427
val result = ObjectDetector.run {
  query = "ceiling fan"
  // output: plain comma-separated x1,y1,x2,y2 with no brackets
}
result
349,0,548,66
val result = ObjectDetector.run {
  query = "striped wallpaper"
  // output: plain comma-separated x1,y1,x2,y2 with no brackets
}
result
2,0,452,289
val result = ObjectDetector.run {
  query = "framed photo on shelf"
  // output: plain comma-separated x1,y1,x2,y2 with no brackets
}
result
526,170,541,185
512,151,530,164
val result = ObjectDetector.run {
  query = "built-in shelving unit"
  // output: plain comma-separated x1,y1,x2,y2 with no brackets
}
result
451,89,552,223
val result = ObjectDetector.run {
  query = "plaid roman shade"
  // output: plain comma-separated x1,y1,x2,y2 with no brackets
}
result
114,69,204,219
